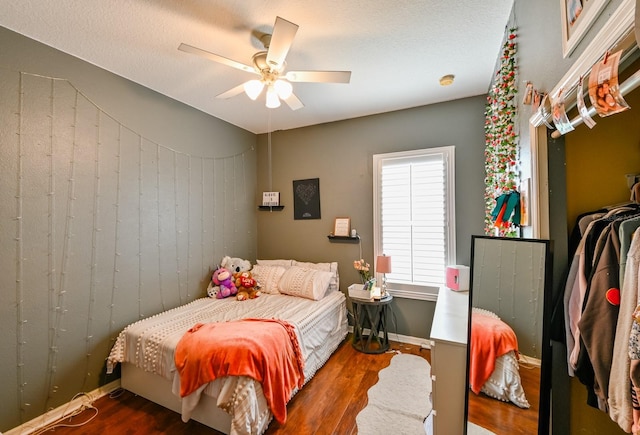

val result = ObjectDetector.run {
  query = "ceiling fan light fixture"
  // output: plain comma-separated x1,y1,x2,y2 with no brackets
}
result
244,80,265,100
266,85,281,108
274,80,293,99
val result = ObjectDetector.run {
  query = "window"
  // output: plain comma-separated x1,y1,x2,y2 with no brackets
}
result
373,147,456,301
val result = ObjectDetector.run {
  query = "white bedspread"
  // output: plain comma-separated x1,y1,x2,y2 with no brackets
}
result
107,292,347,434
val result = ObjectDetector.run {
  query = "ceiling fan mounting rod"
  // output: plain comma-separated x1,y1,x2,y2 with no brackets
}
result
259,34,272,49
251,51,281,84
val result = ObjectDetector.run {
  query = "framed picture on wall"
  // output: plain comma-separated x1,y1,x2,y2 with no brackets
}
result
560,0,609,58
293,178,321,220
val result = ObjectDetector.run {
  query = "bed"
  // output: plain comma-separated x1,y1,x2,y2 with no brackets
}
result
106,259,348,435
469,307,530,408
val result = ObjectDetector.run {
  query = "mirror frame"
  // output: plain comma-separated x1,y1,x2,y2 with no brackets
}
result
464,235,553,435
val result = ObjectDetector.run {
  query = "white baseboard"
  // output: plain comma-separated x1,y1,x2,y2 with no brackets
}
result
5,380,121,435
347,325,431,349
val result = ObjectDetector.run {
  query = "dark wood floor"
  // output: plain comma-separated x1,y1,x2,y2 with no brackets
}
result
467,360,541,435
40,336,537,434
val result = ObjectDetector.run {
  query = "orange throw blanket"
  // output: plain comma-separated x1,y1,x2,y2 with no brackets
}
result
469,312,519,394
174,318,304,424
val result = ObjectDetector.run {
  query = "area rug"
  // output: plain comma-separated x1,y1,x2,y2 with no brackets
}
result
356,353,431,435
467,421,497,434
356,353,496,435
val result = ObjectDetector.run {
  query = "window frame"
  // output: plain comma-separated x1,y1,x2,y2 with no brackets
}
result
373,146,456,301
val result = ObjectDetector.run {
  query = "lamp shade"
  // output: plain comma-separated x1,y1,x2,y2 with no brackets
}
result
376,255,392,274
274,79,293,99
244,80,264,100
265,85,281,108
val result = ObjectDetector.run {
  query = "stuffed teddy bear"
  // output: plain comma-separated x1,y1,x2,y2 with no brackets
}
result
211,266,237,299
221,255,252,274
234,271,261,301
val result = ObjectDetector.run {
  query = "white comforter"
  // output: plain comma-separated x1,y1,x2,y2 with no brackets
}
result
107,292,347,434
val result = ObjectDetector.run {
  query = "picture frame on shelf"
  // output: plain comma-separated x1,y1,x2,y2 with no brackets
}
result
333,217,351,237
262,191,280,206
560,0,609,58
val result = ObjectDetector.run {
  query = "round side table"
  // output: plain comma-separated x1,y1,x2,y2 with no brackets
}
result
351,294,393,354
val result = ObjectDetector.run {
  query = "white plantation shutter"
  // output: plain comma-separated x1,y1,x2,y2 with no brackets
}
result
373,147,455,300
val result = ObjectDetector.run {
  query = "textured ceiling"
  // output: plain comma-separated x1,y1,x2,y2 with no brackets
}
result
0,0,513,134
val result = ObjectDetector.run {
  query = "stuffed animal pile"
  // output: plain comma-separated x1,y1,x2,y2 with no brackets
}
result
210,266,237,299
221,255,252,275
234,270,261,301
207,256,260,301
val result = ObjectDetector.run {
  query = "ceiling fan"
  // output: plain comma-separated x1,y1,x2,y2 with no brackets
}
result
178,16,351,110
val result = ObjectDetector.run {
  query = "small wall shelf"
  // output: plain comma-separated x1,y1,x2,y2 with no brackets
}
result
327,234,360,243
258,205,285,211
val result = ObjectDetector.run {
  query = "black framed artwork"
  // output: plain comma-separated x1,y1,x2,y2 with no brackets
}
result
293,178,321,220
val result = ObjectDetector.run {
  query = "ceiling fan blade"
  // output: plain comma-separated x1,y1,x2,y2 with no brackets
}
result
216,83,247,99
283,92,304,111
179,43,257,75
285,70,351,84
266,17,299,70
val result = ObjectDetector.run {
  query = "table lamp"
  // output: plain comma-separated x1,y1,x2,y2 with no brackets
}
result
376,255,392,298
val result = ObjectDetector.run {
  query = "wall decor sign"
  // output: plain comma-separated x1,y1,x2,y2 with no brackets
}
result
262,191,280,206
560,0,610,58
293,178,321,220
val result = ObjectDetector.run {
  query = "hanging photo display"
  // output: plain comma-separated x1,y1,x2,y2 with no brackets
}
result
588,50,630,117
539,94,555,129
551,89,575,135
532,90,543,111
576,76,597,128
522,81,534,105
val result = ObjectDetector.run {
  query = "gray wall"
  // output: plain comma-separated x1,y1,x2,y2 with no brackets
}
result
0,26,257,431
255,96,487,339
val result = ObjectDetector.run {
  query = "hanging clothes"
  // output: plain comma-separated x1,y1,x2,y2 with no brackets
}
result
609,220,640,433
561,183,640,432
564,207,638,377
561,199,640,432
577,219,623,410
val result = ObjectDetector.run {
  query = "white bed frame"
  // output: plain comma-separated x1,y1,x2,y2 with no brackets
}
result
122,363,233,432
119,291,349,434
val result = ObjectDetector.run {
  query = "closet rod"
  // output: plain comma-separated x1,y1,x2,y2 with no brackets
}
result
550,67,640,139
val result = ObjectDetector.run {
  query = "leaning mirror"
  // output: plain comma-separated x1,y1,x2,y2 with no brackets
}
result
466,235,552,435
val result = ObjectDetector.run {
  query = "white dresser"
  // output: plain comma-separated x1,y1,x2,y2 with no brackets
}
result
429,287,469,435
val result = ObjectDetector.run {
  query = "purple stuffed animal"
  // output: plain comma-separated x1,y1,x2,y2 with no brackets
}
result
212,266,237,299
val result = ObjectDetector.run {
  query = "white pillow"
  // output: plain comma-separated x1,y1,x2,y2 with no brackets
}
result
292,260,339,293
278,266,334,300
251,265,286,294
256,259,293,267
